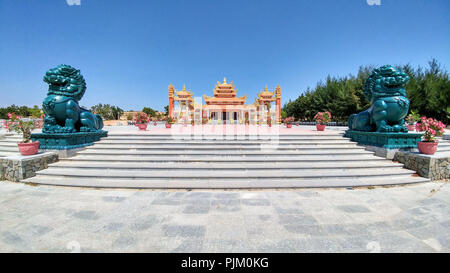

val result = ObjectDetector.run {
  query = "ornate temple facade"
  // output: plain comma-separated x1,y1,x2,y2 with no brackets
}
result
168,78,281,124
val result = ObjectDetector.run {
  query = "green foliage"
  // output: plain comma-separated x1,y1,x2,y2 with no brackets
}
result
90,103,124,120
0,105,41,119
142,107,156,117
283,59,449,124
164,105,169,115
29,105,43,118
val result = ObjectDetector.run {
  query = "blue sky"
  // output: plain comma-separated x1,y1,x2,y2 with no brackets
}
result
0,0,449,111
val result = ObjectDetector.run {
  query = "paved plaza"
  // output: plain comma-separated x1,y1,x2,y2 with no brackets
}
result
0,180,449,252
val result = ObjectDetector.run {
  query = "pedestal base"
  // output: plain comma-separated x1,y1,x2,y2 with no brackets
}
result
31,131,107,150
344,130,422,149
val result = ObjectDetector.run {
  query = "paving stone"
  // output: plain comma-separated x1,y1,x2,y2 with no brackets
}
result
2,231,23,245
171,239,204,253
279,214,318,226
336,205,371,213
112,236,137,250
241,199,270,206
102,196,127,202
1,181,449,252
151,198,181,205
131,215,161,231
162,224,206,238
103,222,125,232
183,205,210,214
72,210,100,220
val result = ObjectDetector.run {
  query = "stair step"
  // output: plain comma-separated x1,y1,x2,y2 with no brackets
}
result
68,154,382,162
24,175,429,189
53,160,404,170
36,167,415,178
95,140,355,145
77,150,371,156
0,146,20,152
85,144,363,151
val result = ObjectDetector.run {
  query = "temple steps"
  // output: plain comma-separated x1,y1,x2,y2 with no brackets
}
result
34,168,417,179
0,134,20,157
435,138,450,155
25,175,429,189
59,154,387,162
23,131,429,188
52,160,404,170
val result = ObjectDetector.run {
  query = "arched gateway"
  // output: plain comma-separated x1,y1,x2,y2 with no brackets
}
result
168,78,281,124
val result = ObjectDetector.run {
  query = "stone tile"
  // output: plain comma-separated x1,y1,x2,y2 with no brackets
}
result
2,231,23,245
102,196,127,202
203,239,256,252
151,198,181,205
162,224,206,238
182,205,210,214
72,210,100,221
282,224,326,237
241,199,270,206
336,205,371,213
213,192,240,199
255,239,300,253
278,214,318,226
171,238,204,253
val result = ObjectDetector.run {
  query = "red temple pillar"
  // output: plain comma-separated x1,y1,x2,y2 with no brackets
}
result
276,85,281,123
168,84,175,118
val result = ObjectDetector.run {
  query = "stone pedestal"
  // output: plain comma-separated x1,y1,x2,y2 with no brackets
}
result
31,130,107,150
0,152,58,182
344,130,422,149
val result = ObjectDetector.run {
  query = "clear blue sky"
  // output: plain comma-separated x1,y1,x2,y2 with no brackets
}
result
0,0,449,111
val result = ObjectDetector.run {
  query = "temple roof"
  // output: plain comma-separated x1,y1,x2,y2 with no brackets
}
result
204,78,248,105
174,84,193,99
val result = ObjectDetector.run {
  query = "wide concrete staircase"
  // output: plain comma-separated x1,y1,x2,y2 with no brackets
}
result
435,137,450,156
23,131,429,188
0,134,21,157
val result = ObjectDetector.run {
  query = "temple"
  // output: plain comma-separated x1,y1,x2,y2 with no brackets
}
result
168,78,281,124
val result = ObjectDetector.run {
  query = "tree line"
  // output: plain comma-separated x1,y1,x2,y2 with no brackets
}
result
282,59,450,124
0,105,42,119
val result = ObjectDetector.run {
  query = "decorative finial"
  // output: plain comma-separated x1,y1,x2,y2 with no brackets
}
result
265,85,268,91
182,84,186,91
223,77,227,84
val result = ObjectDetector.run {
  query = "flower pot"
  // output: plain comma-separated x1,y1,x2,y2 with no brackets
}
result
165,123,171,128
18,141,39,156
316,124,326,131
137,123,147,131
286,124,292,128
417,141,438,155
407,124,415,131
154,122,157,126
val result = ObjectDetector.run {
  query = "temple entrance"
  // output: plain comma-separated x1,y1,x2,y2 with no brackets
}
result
222,112,227,120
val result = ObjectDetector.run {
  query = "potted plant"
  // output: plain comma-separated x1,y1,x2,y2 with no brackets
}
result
405,111,420,131
284,116,295,128
135,112,149,131
5,113,39,156
267,117,272,127
165,117,173,128
314,111,331,131
217,119,222,125
415,117,445,155
152,117,157,126
191,119,195,126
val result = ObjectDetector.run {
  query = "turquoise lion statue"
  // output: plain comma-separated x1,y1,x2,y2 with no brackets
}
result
348,65,410,133
42,64,104,133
